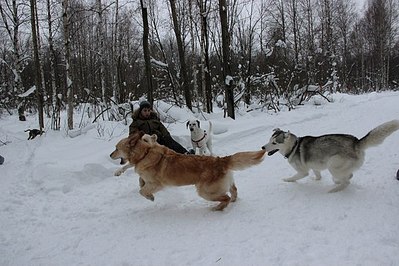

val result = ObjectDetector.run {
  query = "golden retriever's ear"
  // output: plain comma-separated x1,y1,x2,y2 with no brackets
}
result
130,128,139,135
128,131,143,147
196,120,200,128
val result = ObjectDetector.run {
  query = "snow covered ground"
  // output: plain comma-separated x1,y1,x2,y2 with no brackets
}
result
1,91,399,265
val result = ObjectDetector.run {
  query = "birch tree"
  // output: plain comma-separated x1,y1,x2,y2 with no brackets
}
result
0,0,27,121
62,0,73,129
197,0,212,112
46,0,61,130
96,0,106,104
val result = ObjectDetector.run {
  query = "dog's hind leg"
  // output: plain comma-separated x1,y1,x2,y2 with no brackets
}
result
211,194,231,211
230,183,237,202
197,189,231,211
328,180,350,193
283,171,308,182
328,158,355,192
328,171,352,193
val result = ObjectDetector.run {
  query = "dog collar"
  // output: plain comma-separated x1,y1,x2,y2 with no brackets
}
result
284,138,300,159
192,132,207,146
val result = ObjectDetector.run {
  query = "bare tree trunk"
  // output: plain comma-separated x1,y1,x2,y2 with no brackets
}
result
0,0,26,121
219,0,235,119
62,0,73,130
46,0,60,130
169,0,192,110
291,0,299,64
95,0,107,105
112,0,119,103
198,0,212,113
140,0,153,103
188,1,198,106
29,0,44,129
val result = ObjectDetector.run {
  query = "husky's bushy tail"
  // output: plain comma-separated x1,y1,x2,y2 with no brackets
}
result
358,120,399,150
228,150,266,171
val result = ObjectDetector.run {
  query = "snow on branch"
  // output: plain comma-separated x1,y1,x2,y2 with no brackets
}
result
150,58,168,69
18,86,36,98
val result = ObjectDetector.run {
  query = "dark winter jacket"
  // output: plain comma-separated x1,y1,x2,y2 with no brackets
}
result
129,109,171,142
129,108,188,154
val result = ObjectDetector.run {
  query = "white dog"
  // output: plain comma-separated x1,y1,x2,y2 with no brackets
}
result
186,120,213,155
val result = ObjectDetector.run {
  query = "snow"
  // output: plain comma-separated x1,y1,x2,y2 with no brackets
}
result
150,58,168,69
225,75,233,86
275,39,287,48
18,86,36,98
1,91,399,265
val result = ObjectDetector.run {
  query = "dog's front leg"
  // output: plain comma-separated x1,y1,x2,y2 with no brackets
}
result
313,170,322,180
139,177,145,188
139,189,155,201
139,182,162,201
114,163,132,176
283,171,308,182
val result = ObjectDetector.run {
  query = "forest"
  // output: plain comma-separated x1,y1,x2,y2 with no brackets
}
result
0,0,398,130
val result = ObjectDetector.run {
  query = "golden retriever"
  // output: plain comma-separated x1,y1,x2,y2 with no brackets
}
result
110,131,266,211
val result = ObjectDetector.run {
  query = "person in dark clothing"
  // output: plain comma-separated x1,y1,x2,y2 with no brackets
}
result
129,101,194,154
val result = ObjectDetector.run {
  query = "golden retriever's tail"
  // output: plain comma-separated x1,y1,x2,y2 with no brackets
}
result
228,150,266,171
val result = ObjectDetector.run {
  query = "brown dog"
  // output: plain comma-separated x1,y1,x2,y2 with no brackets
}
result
110,131,266,211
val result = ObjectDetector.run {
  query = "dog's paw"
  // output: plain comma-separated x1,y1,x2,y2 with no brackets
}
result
328,182,349,193
139,190,155,201
142,194,155,201
114,169,124,176
212,204,227,211
145,194,155,201
283,177,297,182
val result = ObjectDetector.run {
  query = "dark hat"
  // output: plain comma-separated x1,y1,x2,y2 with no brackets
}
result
139,100,151,110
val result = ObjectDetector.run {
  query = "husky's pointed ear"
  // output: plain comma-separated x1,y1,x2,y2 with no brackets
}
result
196,120,200,128
186,121,189,128
273,128,280,132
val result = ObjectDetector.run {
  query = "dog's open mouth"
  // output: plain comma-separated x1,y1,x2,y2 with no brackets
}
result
267,149,279,156
120,158,126,165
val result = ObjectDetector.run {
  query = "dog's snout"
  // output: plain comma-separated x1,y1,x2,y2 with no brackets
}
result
261,146,266,150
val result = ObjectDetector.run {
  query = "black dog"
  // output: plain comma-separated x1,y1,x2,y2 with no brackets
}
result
25,129,44,140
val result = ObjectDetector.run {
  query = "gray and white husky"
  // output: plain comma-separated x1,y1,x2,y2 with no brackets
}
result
262,120,399,192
